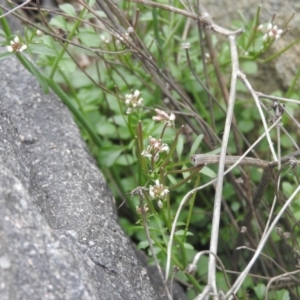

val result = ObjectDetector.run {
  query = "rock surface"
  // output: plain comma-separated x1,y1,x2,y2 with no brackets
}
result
0,55,169,300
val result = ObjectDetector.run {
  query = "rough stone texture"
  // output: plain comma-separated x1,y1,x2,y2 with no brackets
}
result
0,55,167,300
0,2,188,299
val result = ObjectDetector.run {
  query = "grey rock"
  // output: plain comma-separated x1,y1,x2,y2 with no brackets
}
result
0,55,165,300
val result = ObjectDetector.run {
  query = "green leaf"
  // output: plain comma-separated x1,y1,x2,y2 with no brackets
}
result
137,240,149,249
241,60,258,74
59,3,76,17
78,31,101,48
200,166,216,178
96,120,116,136
275,289,290,300
98,148,124,167
116,154,137,166
176,222,186,226
230,201,241,212
254,283,266,300
238,119,254,133
190,134,204,155
175,230,193,236
282,181,294,198
77,87,103,105
58,58,76,73
167,174,178,185
49,16,68,31
39,35,57,49
28,44,58,57
176,134,184,157
183,243,194,250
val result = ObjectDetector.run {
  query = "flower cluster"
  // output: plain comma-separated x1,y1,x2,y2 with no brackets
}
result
181,42,190,49
141,136,169,161
152,109,175,127
258,23,283,41
124,90,143,114
115,27,134,46
149,179,169,202
7,36,27,53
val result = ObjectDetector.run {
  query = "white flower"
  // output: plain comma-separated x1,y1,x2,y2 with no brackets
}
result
149,136,169,155
257,24,263,31
181,42,190,49
262,23,283,41
267,23,272,31
124,90,143,114
149,179,169,201
152,109,176,126
157,200,163,209
141,147,152,159
141,136,169,161
127,27,134,34
7,36,27,53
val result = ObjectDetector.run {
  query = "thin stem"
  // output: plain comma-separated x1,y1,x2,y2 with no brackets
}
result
226,184,300,298
139,198,172,300
165,119,280,281
49,6,87,79
207,35,239,297
238,73,277,161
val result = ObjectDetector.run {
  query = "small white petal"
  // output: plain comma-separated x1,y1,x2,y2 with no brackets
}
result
169,113,176,121
19,45,27,52
7,46,13,52
134,90,140,98
181,42,190,49
267,23,272,31
160,145,169,152
152,116,161,121
157,200,163,208
14,36,19,43
149,188,155,198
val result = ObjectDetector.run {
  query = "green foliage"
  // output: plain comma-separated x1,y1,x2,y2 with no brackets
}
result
2,1,300,299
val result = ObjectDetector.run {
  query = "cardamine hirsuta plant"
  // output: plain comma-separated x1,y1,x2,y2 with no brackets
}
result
1,0,300,299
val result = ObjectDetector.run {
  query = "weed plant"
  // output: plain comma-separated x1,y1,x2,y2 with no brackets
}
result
1,1,300,299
